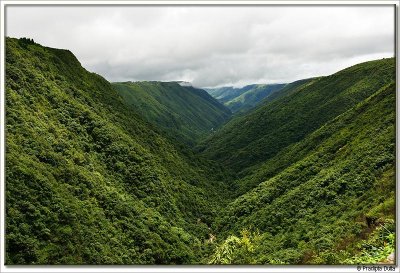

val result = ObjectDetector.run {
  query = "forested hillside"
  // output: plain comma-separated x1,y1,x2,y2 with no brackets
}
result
199,58,395,177
5,37,396,265
210,82,396,264
5,37,229,264
112,81,231,145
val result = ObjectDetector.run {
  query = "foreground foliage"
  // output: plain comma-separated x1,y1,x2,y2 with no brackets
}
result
342,219,395,264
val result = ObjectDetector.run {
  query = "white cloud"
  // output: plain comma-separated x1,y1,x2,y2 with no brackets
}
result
6,5,395,87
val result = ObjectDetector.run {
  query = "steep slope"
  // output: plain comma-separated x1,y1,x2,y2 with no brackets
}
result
210,81,396,264
112,81,231,145
199,58,395,177
5,37,228,264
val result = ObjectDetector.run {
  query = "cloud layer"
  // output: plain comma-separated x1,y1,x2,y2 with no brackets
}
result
6,5,394,87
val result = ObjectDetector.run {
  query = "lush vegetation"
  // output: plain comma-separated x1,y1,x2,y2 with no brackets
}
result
209,81,396,264
112,81,231,145
199,58,395,177
5,37,229,264
206,83,287,113
5,37,396,265
342,219,395,264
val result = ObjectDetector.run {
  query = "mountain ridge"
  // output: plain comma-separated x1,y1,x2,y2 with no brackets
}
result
112,81,231,145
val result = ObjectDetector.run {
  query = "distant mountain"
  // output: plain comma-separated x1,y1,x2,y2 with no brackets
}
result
224,84,287,113
206,83,286,113
112,81,231,145
205,85,258,103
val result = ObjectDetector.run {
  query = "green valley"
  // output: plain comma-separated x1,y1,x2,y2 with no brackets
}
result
4,37,396,266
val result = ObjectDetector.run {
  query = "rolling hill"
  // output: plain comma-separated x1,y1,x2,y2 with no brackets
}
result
112,81,231,145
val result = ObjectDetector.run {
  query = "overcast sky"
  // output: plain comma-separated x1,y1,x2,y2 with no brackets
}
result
6,5,395,88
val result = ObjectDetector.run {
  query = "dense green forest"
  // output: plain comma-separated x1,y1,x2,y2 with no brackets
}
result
211,82,396,263
205,83,287,113
5,37,229,264
199,58,395,177
112,81,231,145
5,37,396,265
